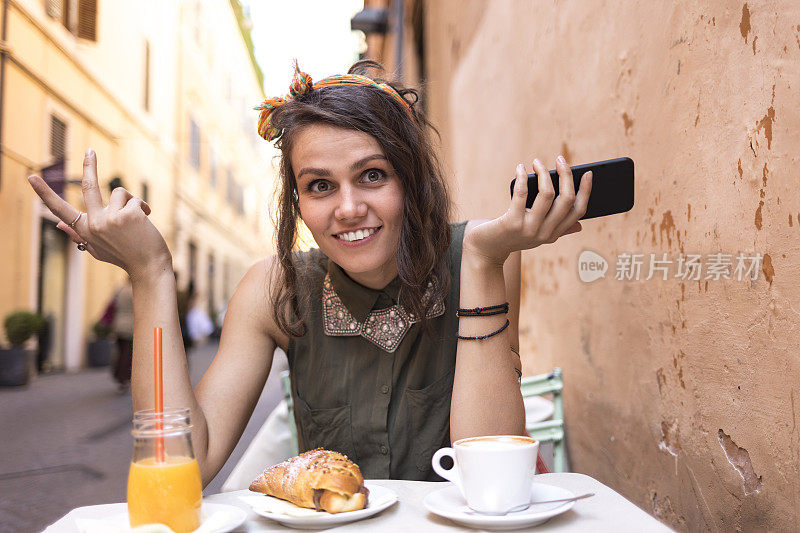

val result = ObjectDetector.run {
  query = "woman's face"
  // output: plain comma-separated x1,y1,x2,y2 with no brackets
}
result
291,124,404,289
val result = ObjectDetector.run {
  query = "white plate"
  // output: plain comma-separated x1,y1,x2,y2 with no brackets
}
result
424,483,576,531
240,482,398,530
77,502,248,533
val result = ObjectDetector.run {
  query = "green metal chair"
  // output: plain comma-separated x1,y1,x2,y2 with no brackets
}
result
520,367,567,472
280,370,299,455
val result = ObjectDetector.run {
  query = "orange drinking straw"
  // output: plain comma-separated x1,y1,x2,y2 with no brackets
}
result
154,326,165,463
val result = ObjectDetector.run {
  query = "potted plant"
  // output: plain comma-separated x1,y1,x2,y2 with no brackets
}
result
87,321,113,367
1,310,44,386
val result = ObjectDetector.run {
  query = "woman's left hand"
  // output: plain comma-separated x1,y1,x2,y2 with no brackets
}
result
463,156,593,266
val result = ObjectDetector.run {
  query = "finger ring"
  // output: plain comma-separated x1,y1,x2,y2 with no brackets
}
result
68,212,84,228
77,242,87,251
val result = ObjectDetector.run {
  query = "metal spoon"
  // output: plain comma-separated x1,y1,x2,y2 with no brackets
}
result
464,493,595,515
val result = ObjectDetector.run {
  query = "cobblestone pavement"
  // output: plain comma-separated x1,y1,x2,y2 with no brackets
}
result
0,340,286,532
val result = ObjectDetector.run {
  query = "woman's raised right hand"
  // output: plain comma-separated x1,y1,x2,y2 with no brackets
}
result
28,149,172,281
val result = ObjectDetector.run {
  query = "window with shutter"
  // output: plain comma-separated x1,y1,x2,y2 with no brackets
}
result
45,0,63,19
50,115,67,161
188,241,197,286
209,149,217,188
62,0,72,32
225,170,245,215
189,118,201,169
223,259,231,303
226,168,234,203
76,0,97,41
207,253,215,316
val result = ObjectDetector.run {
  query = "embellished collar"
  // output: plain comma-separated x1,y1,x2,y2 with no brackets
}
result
327,260,400,322
323,261,444,352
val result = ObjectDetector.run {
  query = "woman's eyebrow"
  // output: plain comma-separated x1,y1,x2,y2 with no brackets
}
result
296,154,387,180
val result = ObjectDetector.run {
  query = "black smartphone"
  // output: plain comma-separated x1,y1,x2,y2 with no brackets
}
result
509,157,634,220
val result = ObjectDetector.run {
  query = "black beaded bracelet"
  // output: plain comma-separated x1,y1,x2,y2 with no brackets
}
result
456,319,510,340
456,302,509,317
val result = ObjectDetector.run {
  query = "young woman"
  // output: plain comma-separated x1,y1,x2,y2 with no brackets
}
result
28,60,592,483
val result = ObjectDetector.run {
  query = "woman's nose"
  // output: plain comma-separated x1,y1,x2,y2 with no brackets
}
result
334,187,368,220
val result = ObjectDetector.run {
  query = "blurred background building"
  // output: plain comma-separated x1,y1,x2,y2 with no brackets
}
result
0,0,274,371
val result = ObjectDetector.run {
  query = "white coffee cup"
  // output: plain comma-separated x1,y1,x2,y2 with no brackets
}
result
431,435,539,515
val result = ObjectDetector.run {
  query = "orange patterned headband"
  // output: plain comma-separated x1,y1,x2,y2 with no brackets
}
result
255,60,412,141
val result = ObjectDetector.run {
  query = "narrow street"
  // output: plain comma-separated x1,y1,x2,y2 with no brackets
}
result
0,341,286,532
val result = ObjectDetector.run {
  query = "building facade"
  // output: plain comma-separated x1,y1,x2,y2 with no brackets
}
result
359,0,800,531
0,0,274,371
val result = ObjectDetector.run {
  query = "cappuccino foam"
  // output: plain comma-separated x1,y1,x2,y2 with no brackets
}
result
458,436,535,450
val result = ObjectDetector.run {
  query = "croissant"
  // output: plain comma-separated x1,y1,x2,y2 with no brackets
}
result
249,448,369,513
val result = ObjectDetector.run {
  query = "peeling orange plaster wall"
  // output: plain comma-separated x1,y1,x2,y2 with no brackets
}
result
424,0,800,530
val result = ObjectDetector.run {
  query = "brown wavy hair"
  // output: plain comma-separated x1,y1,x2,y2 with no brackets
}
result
267,60,452,337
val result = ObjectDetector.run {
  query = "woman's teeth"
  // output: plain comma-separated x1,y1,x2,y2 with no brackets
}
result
337,227,377,242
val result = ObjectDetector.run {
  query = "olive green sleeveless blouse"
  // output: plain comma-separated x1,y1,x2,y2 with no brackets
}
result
287,222,466,481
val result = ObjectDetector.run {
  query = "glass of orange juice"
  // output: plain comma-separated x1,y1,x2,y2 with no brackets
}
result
127,408,202,533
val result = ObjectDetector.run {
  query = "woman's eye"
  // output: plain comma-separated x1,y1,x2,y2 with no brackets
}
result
309,180,331,193
363,169,385,183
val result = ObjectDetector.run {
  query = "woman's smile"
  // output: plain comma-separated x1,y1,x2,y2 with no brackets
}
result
333,225,382,246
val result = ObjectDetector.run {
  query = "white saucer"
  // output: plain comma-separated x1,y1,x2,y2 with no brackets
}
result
240,482,398,530
78,502,248,532
424,483,576,531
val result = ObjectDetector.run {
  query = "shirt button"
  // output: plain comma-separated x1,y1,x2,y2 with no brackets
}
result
380,445,388,455
380,385,389,394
